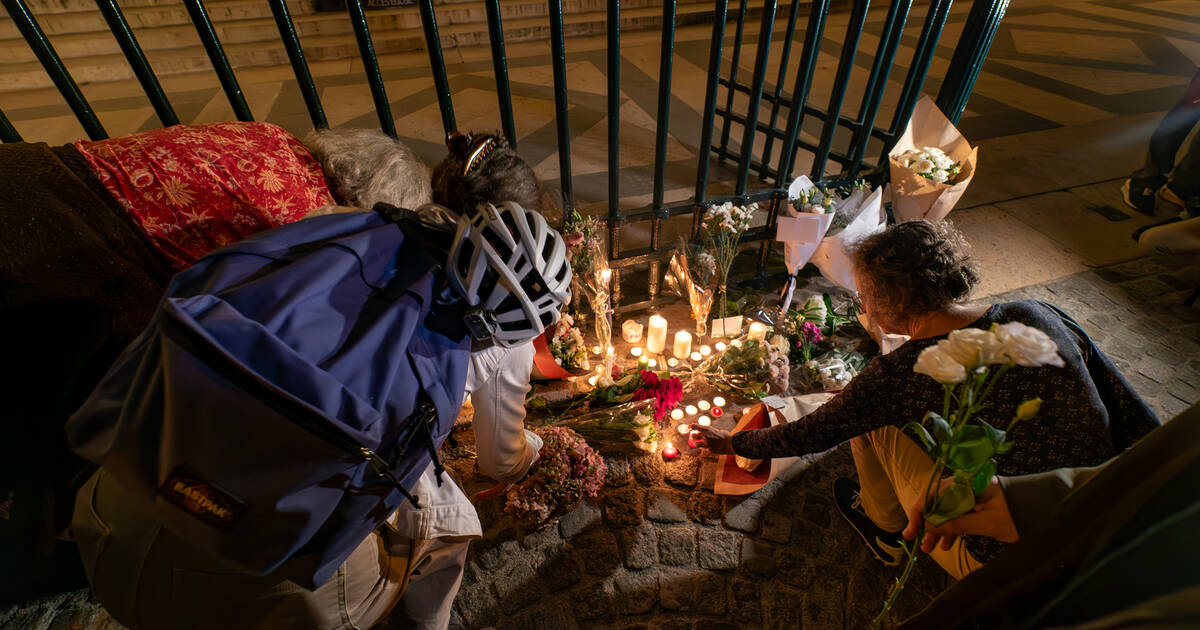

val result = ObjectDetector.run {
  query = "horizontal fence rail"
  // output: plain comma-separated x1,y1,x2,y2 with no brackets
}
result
2,0,1008,314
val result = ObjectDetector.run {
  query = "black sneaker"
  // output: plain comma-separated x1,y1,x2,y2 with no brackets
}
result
1122,178,1160,215
833,478,904,567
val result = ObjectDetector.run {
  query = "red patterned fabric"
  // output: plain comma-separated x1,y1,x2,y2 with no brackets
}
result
76,122,335,269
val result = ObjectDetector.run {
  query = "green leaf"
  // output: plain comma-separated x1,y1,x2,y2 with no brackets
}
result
904,421,936,453
972,460,996,495
947,425,996,471
926,412,952,444
925,481,976,526
979,421,1006,447
996,441,1014,455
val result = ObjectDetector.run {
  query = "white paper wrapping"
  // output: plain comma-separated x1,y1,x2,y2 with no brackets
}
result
810,185,886,292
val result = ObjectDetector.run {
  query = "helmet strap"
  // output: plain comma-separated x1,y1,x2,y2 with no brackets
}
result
462,305,499,342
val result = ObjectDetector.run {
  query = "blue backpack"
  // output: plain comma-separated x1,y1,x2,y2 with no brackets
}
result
66,208,472,588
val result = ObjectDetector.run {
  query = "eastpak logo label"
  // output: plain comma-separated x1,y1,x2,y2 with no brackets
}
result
160,470,246,527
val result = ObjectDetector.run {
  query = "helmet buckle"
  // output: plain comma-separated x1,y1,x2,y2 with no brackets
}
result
463,306,498,341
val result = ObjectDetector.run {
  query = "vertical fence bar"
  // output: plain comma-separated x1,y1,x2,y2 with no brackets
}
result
693,0,730,210
810,0,870,179
0,107,21,143
3,0,107,139
269,0,327,129
549,0,574,214
417,0,456,133
652,0,676,213
607,0,621,261
775,0,829,183
937,0,1009,124
887,0,952,143
734,0,778,195
756,0,803,181
846,0,911,175
183,0,253,121
484,0,517,148
346,0,395,137
717,0,749,157
649,0,676,310
94,0,178,127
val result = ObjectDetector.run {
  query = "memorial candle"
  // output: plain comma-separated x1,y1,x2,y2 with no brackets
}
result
677,423,691,435
631,347,643,357
670,408,685,421
667,358,678,367
673,330,693,359
690,351,702,362
699,345,712,357
697,415,711,427
697,400,711,411
748,321,767,340
713,396,726,407
646,315,668,354
715,342,727,352
661,442,679,461
621,319,644,343
685,405,698,416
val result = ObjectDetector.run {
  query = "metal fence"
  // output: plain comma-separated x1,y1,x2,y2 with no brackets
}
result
0,0,1009,312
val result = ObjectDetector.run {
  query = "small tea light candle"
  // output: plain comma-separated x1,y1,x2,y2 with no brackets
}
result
697,415,711,427
662,442,679,461
605,345,615,356
596,365,606,374
697,400,711,411
715,341,727,352
587,375,598,386
592,345,602,355
748,321,767,341
648,358,657,368
646,315,668,354
599,268,612,285
713,396,726,407
699,345,712,357
711,407,723,417
673,330,693,360
690,351,702,361
622,319,644,343
730,339,743,348
631,347,643,357
667,358,678,367
677,423,691,435
685,405,698,416
670,408,685,421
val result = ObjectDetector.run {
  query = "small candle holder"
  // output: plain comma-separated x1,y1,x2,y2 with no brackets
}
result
697,415,711,427
711,407,723,418
676,423,691,435
661,442,679,461
685,405,698,416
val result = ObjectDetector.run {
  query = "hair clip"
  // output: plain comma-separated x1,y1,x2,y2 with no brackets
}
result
463,135,497,176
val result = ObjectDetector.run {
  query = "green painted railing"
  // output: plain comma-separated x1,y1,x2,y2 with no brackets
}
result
0,0,1008,312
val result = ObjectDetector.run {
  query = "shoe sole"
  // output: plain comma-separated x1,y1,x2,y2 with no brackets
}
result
1121,180,1156,216
832,480,903,568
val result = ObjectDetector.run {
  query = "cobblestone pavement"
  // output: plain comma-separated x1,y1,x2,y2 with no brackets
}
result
6,254,1193,630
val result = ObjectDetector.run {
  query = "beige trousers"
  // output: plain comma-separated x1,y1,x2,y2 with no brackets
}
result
851,425,983,580
72,469,468,630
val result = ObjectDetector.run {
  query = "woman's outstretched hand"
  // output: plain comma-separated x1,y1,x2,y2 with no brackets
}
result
690,425,736,455
903,477,1019,554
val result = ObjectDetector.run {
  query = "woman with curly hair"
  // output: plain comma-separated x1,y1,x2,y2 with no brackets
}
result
694,220,1159,580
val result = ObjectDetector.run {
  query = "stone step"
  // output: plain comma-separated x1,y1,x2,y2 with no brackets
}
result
0,1,750,91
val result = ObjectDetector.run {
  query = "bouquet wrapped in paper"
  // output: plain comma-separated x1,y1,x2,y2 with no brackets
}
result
663,241,719,336
888,95,977,223
810,185,886,292
531,312,590,380
776,176,836,314
707,336,790,398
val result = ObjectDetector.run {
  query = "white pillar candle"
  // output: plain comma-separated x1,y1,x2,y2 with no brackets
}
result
670,408,685,421
715,342,727,352
697,415,711,427
748,321,767,341
631,347,643,357
685,405,698,416
713,396,726,407
699,345,712,356
697,400,711,411
648,358,657,368
646,315,668,354
621,319,644,343
677,423,691,435
690,351,702,362
673,330,693,359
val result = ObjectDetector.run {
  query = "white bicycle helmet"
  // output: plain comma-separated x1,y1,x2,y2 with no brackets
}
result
447,201,572,347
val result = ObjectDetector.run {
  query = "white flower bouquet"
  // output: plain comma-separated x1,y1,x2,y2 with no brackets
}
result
702,201,758,329
532,313,590,380
874,322,1063,626
776,176,837,314
887,95,977,223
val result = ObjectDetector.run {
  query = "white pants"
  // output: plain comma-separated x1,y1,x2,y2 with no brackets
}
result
851,426,984,580
72,469,467,630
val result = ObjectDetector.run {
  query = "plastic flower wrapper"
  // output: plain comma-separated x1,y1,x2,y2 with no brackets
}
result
888,95,978,223
531,312,590,380
810,185,886,293
798,348,866,392
707,336,790,398
553,399,660,453
702,201,757,326
776,176,836,316
663,240,718,335
874,322,1063,626
504,426,607,529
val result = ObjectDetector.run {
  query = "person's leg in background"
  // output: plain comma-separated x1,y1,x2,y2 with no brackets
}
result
1124,68,1200,215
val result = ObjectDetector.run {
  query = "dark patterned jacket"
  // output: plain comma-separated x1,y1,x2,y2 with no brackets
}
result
733,300,1161,561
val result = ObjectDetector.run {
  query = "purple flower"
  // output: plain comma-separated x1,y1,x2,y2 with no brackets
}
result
801,321,823,344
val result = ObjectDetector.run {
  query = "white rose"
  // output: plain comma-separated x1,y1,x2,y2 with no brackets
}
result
910,158,935,174
913,345,967,383
804,202,824,214
597,374,615,388
994,322,1064,367
933,153,954,170
923,146,947,158
938,328,1006,368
